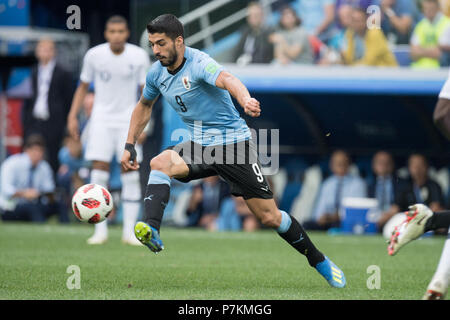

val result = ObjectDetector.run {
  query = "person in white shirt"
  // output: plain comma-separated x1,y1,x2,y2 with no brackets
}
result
0,135,67,223
304,150,367,230
67,15,151,245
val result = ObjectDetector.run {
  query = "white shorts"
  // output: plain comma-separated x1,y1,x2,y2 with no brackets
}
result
439,78,450,100
439,69,450,100
84,123,143,163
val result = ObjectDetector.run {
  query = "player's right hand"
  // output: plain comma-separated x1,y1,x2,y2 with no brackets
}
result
121,147,140,172
243,97,261,117
67,116,80,140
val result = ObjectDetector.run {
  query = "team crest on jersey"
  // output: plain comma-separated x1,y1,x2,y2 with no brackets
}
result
182,76,191,90
99,70,111,82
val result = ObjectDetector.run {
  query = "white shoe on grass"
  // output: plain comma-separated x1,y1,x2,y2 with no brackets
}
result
388,204,433,256
87,234,108,245
122,236,143,246
423,275,448,300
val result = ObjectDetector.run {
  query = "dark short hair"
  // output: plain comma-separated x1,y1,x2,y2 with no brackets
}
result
248,1,263,10
105,15,128,29
374,150,393,160
352,6,368,16
331,149,351,163
146,14,184,40
422,0,439,5
279,5,302,29
408,153,428,167
24,134,46,150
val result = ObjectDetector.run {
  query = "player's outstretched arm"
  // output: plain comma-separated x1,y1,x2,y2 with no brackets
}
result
215,71,261,118
67,81,90,140
121,96,156,172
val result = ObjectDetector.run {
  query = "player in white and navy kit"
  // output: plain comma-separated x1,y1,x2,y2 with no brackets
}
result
67,16,150,245
387,70,450,299
120,14,346,288
435,68,450,140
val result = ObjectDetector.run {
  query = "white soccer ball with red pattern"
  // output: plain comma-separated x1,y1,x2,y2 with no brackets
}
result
71,184,113,224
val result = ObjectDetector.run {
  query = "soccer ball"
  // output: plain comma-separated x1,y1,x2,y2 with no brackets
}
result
71,184,113,224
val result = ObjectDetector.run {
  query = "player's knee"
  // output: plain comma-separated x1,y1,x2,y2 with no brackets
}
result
150,156,168,173
150,152,173,174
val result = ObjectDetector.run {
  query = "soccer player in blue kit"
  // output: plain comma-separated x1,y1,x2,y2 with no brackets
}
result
121,14,346,288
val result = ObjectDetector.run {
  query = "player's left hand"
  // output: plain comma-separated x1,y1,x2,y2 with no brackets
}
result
243,97,261,117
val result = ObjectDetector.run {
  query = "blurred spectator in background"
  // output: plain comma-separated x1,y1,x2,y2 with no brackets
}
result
269,5,314,65
58,135,89,190
233,1,274,65
335,0,373,29
367,151,407,229
394,154,445,212
0,135,68,223
186,176,230,230
216,196,260,232
57,134,90,216
57,91,94,223
293,0,336,43
410,0,450,68
304,150,367,230
341,7,398,66
373,0,420,44
321,2,354,64
79,90,95,146
22,38,74,174
440,0,450,16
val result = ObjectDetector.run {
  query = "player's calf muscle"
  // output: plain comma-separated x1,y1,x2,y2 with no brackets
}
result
258,211,280,228
246,199,281,228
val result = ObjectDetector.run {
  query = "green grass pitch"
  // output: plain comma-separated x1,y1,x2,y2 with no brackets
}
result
0,222,447,300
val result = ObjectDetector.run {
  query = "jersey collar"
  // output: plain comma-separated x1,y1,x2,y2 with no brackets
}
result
167,57,187,75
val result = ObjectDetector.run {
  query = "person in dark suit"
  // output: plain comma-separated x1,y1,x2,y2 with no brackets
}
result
22,38,74,174
367,150,407,230
233,1,274,64
394,153,445,213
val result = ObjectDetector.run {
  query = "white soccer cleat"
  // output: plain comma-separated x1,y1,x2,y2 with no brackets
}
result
423,275,448,300
388,204,433,256
86,234,108,245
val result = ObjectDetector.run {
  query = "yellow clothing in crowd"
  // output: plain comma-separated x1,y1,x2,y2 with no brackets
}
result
411,13,450,68
342,28,398,67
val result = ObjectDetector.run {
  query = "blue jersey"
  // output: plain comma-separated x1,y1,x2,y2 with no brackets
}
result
143,46,251,146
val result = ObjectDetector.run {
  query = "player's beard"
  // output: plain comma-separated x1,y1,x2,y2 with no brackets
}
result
158,44,178,67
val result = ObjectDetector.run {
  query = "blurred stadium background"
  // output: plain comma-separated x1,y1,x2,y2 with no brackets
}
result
1,0,450,234
2,0,450,301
